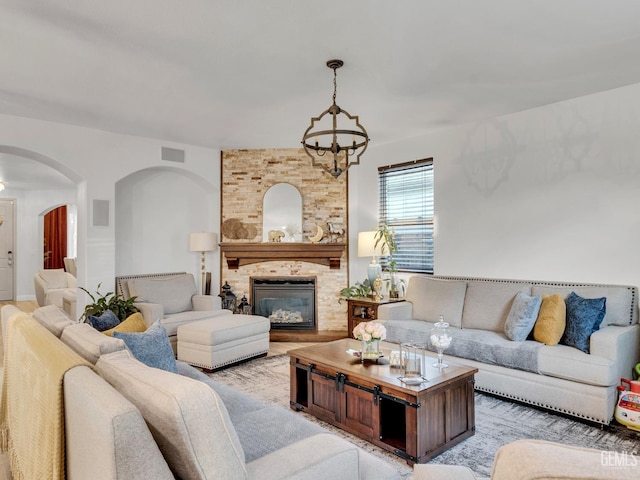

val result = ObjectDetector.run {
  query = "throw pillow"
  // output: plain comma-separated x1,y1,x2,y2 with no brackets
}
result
504,292,542,341
113,321,177,373
86,309,120,332
533,293,566,346
102,312,147,336
562,291,606,353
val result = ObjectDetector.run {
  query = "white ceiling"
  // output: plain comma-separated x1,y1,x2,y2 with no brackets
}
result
3,0,640,188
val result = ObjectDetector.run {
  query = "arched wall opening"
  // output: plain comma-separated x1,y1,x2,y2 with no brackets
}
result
0,145,82,301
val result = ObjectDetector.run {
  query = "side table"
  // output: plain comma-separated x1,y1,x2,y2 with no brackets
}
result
346,297,404,334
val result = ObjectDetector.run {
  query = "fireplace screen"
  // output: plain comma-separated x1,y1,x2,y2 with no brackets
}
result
251,277,316,330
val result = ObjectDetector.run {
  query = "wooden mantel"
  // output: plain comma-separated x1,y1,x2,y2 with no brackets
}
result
219,242,347,269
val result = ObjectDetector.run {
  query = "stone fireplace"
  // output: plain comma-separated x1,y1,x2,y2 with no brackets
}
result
220,148,349,335
251,277,316,331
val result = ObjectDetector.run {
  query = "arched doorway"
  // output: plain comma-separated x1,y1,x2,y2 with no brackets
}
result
0,145,81,301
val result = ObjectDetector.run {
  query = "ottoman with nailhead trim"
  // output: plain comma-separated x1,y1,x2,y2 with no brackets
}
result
177,314,270,371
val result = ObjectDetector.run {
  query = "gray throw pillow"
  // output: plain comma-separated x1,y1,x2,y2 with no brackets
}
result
87,309,120,332
113,321,177,373
504,292,542,341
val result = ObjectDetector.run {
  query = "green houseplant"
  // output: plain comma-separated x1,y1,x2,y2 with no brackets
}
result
374,224,405,298
79,283,139,322
338,278,373,302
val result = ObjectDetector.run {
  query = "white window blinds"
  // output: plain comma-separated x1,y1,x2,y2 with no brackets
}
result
378,158,434,274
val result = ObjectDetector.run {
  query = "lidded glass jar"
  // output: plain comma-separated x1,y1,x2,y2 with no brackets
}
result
429,315,452,368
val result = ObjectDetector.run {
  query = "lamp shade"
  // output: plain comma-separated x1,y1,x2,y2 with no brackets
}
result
189,232,217,252
357,231,385,257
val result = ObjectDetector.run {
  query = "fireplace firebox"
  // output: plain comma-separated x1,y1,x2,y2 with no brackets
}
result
251,277,316,331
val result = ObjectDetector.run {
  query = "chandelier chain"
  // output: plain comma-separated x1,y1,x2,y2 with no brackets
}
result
332,66,337,105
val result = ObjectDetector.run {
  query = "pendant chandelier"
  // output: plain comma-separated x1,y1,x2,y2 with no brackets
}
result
302,59,369,179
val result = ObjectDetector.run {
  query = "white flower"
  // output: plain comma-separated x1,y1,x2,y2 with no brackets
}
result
353,321,386,342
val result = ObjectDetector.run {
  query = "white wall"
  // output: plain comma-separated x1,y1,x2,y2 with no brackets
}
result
351,81,640,289
0,114,220,311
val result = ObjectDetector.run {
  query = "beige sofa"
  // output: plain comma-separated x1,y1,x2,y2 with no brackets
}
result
414,439,639,479
378,275,640,425
1,305,399,480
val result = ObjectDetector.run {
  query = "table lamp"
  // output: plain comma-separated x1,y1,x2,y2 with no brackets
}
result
358,231,385,286
189,232,217,295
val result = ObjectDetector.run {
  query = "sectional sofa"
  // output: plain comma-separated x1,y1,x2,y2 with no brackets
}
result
377,275,640,425
0,305,400,480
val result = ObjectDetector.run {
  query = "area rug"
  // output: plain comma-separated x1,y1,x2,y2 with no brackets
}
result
209,354,640,478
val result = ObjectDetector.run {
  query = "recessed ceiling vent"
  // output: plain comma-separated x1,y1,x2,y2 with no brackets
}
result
161,147,185,163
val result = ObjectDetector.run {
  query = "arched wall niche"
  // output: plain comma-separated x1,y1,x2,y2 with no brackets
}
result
115,166,219,292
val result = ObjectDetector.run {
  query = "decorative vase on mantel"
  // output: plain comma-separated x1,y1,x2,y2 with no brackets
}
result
361,339,380,362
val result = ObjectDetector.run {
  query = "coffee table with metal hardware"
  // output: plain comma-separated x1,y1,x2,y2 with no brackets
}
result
288,338,477,465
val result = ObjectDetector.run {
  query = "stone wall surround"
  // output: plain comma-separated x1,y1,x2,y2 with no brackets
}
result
220,149,348,332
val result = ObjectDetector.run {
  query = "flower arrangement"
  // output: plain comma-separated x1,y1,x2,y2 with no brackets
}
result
353,321,386,343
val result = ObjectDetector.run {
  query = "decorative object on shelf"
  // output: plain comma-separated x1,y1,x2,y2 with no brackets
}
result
283,223,300,242
399,342,426,384
358,231,383,286
219,281,237,311
267,229,285,242
189,232,217,295
301,59,369,179
372,276,383,302
236,295,252,315
221,218,257,240
308,224,324,243
326,222,344,242
353,321,386,362
430,315,453,369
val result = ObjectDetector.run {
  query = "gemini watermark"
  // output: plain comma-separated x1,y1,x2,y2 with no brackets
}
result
600,450,638,468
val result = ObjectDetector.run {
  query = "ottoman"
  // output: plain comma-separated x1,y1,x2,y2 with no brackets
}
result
177,314,271,371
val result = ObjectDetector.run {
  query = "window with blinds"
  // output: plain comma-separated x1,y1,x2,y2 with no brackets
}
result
378,158,434,274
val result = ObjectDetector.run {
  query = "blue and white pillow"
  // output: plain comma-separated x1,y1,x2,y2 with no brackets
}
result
113,321,177,373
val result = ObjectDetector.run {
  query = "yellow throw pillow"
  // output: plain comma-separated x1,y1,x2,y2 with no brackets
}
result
102,312,147,337
533,293,566,346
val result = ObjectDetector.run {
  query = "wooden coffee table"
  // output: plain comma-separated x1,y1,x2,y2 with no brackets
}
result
288,338,477,465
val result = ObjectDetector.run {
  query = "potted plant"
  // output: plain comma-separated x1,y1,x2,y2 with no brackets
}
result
374,224,405,298
338,278,373,303
79,283,139,322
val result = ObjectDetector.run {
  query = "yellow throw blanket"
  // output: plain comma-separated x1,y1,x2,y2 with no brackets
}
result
0,312,90,480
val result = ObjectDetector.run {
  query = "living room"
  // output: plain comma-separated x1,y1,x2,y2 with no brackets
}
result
2,2,640,479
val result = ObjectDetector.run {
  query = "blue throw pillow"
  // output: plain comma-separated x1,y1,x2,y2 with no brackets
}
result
87,309,120,332
504,292,542,341
562,292,606,353
113,321,177,373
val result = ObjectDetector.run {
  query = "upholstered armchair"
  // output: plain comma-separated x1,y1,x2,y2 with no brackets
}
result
115,272,233,352
33,269,77,308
